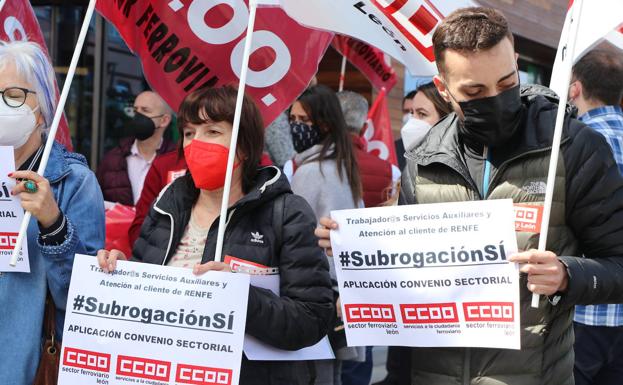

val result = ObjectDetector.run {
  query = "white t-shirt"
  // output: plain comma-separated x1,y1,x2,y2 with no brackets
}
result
126,140,160,205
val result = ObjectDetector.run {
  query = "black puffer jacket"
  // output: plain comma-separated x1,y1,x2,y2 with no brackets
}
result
133,166,334,385
401,84,623,385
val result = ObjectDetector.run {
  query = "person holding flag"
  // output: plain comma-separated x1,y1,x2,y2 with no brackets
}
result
0,40,105,384
316,7,623,385
97,85,334,385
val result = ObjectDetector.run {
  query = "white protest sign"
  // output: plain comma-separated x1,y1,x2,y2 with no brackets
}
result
243,274,335,361
0,146,29,272
330,199,520,350
59,254,250,385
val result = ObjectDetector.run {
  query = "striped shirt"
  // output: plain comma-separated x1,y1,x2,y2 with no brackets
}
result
574,106,623,327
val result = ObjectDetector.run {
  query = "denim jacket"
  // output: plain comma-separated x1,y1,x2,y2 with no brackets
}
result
0,142,105,385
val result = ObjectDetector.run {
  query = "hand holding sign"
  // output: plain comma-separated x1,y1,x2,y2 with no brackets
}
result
193,261,233,275
329,199,521,350
96,248,128,273
9,170,60,228
509,249,569,296
315,217,338,256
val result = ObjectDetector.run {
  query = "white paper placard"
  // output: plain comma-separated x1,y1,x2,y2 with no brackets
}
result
243,274,335,361
58,255,250,385
0,146,29,272
330,199,521,350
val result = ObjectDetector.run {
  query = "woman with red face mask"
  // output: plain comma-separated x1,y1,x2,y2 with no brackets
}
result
97,86,334,385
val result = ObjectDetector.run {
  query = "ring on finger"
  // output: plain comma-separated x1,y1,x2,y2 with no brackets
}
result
24,180,38,193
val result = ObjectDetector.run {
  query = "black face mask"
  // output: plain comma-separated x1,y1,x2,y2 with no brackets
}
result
130,112,159,141
456,84,523,148
290,122,323,153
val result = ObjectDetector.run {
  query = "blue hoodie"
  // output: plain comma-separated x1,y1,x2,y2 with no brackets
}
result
0,142,105,385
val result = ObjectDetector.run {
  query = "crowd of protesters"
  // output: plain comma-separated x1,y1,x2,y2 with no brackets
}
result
2,6,623,385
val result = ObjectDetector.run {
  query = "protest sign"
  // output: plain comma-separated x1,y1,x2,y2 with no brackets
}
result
0,146,29,272
330,199,520,350
58,255,250,385
242,274,335,361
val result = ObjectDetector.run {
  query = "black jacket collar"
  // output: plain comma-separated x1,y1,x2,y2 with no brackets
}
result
407,84,576,167
153,166,290,220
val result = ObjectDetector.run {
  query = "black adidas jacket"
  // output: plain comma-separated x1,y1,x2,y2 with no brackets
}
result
133,166,334,385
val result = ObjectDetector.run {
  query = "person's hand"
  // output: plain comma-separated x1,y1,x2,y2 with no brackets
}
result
193,261,232,275
315,217,338,257
9,170,60,228
97,249,128,273
509,249,568,296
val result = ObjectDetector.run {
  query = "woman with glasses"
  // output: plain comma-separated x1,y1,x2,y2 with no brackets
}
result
0,41,105,384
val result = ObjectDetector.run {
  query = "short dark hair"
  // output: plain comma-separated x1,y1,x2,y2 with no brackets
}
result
573,49,623,106
433,7,514,73
178,85,264,193
403,90,417,104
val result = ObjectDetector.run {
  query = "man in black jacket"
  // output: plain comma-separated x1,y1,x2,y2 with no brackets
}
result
317,7,623,385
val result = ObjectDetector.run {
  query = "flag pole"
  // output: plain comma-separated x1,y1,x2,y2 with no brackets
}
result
213,0,259,263
531,0,585,307
10,0,97,267
338,54,347,92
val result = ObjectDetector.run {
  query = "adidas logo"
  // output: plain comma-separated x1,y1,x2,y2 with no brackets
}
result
250,232,264,244
522,181,547,195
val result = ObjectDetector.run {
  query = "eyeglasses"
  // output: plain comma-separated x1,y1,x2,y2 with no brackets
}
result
0,87,37,108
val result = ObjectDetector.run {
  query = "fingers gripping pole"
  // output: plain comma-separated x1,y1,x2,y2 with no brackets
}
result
213,1,259,263
531,0,584,307
9,0,97,267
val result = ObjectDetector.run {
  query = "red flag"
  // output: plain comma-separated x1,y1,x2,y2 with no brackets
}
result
332,35,397,92
0,0,73,150
271,0,475,76
363,88,397,166
95,1,332,126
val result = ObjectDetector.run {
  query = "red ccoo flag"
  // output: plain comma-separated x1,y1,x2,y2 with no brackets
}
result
96,1,332,127
363,88,397,166
0,0,73,150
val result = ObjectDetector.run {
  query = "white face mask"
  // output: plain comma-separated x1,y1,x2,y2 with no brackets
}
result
0,99,39,149
401,118,432,151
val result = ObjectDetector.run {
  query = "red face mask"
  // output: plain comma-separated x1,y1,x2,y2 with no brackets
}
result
184,140,238,191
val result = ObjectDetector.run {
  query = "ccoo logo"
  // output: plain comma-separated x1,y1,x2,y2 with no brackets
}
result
63,347,110,372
